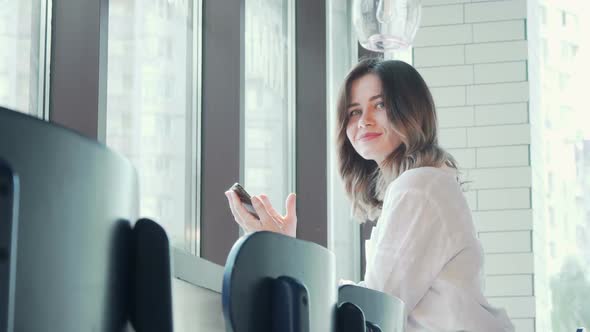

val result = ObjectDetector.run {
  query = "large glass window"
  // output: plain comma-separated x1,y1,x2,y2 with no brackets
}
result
327,0,360,282
530,0,590,330
0,0,49,117
106,0,200,253
243,0,295,211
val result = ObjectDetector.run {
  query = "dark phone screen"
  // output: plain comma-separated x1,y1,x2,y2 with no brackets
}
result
230,183,253,205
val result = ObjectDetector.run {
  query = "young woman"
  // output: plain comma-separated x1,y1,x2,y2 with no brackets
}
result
225,58,514,331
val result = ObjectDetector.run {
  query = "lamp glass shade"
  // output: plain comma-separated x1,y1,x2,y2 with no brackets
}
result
353,0,422,52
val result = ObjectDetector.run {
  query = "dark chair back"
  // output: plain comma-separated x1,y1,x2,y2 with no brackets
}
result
338,285,406,332
222,231,337,332
130,218,173,332
0,107,173,331
0,160,19,332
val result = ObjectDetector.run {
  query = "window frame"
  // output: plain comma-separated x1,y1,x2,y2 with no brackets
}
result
47,0,332,290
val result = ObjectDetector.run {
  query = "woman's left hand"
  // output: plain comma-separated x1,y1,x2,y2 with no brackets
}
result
224,191,297,238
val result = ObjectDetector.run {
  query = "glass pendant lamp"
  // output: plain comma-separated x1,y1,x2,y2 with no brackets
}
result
353,0,422,52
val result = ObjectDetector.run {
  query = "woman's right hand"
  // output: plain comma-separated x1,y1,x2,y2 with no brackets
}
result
224,191,297,238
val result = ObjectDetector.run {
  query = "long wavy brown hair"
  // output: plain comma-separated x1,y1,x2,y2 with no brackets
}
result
336,58,458,221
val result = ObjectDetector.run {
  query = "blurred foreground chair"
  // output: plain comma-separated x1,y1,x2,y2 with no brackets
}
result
338,284,405,332
222,231,337,332
0,107,172,332
131,218,173,332
221,230,406,332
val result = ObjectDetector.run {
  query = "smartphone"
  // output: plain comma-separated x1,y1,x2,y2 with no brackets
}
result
229,183,259,219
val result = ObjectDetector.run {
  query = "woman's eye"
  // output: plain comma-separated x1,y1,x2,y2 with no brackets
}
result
376,102,385,109
349,110,361,117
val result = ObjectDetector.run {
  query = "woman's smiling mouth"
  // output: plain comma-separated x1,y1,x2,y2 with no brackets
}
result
358,132,382,142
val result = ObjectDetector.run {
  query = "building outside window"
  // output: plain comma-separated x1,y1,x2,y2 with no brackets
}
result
106,0,200,253
531,0,590,330
0,0,48,117
243,0,296,212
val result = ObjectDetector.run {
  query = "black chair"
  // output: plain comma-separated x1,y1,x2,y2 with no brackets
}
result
130,218,173,332
0,159,18,332
337,301,368,332
0,107,173,331
222,231,337,332
338,285,406,332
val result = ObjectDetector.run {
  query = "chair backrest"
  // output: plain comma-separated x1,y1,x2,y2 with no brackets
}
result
338,285,406,332
0,107,138,330
222,231,337,332
130,218,173,332
337,302,367,332
0,107,173,331
0,160,19,332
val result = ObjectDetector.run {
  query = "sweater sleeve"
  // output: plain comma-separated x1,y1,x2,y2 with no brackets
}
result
363,188,459,313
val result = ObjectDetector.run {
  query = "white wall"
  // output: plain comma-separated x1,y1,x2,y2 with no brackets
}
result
414,0,535,331
172,278,225,332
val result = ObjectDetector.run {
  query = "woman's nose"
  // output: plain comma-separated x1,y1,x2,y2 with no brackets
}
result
358,110,374,127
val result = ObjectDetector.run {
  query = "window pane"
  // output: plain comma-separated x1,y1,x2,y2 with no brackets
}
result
531,0,590,330
106,0,199,252
0,0,46,116
244,0,295,209
327,0,359,282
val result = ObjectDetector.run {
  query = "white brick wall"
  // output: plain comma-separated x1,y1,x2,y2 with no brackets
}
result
473,209,532,231
439,127,468,148
512,319,535,332
485,253,534,274
438,106,475,128
414,45,465,67
421,4,464,26
430,86,466,107
466,81,529,105
479,231,532,253
415,0,535,329
467,124,531,146
484,275,533,296
474,103,528,125
473,21,526,43
464,0,526,22
476,145,530,167
420,65,474,87
447,147,476,167
489,296,536,318
413,24,473,47
466,40,528,63
478,188,531,210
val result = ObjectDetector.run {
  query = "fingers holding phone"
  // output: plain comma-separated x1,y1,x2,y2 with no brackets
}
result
228,183,259,219
225,192,259,233
224,183,297,237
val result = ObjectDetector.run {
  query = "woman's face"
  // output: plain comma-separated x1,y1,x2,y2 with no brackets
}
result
345,73,403,166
